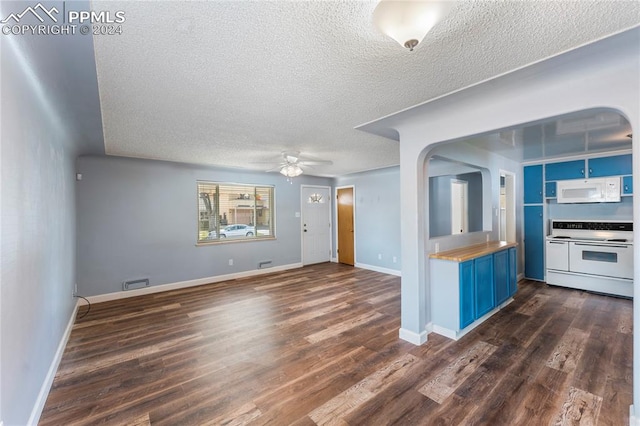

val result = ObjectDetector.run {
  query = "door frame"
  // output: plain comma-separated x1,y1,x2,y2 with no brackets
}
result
300,185,332,266
499,169,517,243
334,185,356,264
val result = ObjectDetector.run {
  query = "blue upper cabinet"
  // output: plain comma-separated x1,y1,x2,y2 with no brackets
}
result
545,159,585,181
524,165,543,204
588,154,632,178
623,176,633,195
545,182,557,198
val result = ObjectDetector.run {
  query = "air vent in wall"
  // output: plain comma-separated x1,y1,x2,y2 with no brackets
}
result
123,278,150,291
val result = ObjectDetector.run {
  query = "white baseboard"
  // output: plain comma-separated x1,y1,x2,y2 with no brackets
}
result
630,405,640,426
432,324,457,340
331,257,338,263
28,299,79,426
425,321,433,334
80,263,303,305
399,327,428,345
517,273,524,282
355,262,401,277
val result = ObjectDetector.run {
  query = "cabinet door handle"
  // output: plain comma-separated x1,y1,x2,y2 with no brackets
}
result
581,169,584,175
589,168,593,174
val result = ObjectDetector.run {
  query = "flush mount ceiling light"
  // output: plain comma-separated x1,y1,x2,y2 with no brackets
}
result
372,0,454,51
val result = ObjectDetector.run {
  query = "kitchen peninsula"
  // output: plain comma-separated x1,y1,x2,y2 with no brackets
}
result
430,241,517,340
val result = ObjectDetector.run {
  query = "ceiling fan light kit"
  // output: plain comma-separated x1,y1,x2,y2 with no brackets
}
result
280,164,303,178
372,0,454,51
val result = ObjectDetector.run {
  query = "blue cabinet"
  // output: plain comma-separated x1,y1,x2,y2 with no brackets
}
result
431,245,518,339
545,160,585,181
588,154,632,178
524,165,543,204
508,247,517,297
474,254,495,318
459,261,475,329
494,250,509,305
524,205,544,281
623,176,633,195
545,182,556,198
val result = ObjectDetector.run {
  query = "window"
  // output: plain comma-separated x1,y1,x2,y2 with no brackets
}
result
197,182,275,243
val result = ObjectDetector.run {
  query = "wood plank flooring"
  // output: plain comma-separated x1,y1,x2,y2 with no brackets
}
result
40,263,632,425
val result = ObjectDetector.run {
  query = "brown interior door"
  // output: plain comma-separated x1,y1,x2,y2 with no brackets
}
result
337,187,355,266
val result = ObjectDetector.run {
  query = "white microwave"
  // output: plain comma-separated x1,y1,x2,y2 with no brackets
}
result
556,177,621,204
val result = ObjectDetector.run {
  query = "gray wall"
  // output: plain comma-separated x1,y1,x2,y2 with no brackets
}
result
333,167,401,272
429,171,483,238
0,2,104,423
76,155,331,297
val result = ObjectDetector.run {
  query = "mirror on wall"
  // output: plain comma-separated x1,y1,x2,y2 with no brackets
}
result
428,156,484,238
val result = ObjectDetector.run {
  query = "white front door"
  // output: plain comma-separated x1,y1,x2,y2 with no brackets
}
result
301,186,331,265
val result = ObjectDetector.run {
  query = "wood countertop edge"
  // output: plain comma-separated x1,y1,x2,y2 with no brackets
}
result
429,241,518,262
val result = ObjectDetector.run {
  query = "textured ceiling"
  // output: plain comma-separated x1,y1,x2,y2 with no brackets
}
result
92,1,640,177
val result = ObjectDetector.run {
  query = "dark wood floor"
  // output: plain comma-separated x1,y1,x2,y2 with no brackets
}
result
40,263,632,425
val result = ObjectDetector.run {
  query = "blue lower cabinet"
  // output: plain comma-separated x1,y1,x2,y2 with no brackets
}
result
474,254,495,318
508,247,517,297
432,246,517,338
494,250,509,305
524,205,544,281
459,261,475,329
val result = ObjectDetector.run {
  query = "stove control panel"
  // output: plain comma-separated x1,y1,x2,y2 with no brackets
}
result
551,221,633,232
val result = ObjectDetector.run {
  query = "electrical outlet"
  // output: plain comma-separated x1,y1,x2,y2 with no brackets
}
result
393,256,397,263
228,259,234,266
74,283,78,295
378,253,382,260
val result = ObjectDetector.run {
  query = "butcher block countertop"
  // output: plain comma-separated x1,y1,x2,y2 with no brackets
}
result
429,241,518,262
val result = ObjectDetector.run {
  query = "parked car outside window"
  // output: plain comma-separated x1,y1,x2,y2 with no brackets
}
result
207,224,255,239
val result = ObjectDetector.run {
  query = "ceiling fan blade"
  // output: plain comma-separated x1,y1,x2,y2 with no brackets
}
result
282,151,301,163
299,160,333,166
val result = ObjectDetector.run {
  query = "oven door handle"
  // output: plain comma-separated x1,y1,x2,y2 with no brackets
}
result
548,241,568,245
573,243,629,249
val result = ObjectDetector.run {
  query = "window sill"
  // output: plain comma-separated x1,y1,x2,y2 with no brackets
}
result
196,236,276,246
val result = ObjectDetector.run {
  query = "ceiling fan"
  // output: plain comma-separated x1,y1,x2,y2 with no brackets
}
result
256,151,333,180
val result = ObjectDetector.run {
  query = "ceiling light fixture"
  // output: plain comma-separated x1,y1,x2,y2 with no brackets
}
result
372,0,454,51
280,164,303,182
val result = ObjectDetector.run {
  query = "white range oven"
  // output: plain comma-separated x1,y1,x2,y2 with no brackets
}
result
545,220,633,298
